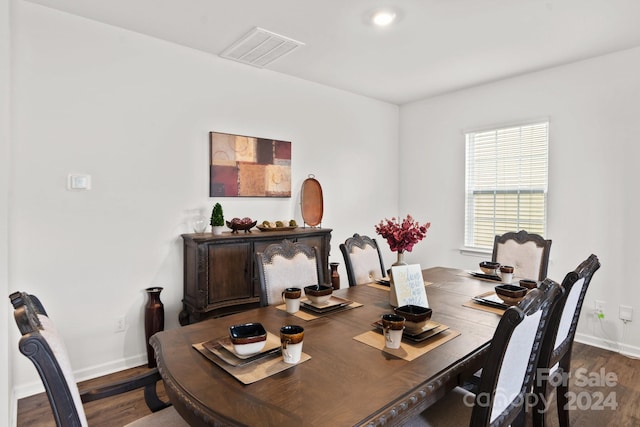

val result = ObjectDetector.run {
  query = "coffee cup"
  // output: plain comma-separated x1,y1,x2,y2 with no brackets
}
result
500,265,514,284
381,313,405,349
281,287,302,314
280,325,304,364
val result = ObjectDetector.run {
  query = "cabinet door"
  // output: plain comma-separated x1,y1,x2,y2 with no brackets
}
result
207,242,252,303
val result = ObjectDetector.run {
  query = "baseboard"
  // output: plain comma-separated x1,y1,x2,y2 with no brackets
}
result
575,332,640,359
13,352,147,400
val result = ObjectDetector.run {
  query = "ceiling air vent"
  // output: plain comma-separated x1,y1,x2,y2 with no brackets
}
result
220,27,305,68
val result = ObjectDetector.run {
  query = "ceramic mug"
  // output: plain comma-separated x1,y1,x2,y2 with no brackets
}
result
500,265,514,284
280,325,304,364
381,314,405,349
281,287,302,314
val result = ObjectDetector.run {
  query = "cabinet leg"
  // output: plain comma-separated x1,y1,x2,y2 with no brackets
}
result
178,305,191,326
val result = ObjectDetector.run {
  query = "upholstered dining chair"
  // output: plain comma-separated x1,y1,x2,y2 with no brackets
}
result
255,239,324,306
533,254,601,427
406,278,563,427
492,230,552,281
339,233,386,286
9,291,188,427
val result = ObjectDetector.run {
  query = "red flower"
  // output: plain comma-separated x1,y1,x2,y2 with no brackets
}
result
375,215,431,253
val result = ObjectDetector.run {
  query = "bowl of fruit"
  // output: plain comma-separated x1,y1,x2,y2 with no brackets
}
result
257,219,298,232
226,217,257,233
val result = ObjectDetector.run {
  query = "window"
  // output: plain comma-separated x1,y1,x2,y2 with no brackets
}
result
464,121,549,249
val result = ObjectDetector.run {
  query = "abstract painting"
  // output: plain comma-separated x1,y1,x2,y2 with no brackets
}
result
209,131,291,197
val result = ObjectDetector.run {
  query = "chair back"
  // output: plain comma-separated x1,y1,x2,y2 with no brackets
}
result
540,254,601,371
492,230,552,281
340,233,386,286
255,239,324,306
471,279,562,426
10,291,88,427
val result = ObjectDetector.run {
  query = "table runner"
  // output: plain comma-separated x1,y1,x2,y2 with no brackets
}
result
353,328,460,362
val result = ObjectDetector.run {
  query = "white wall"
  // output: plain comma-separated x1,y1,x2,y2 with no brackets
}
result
9,2,399,397
2,0,12,424
400,47,640,356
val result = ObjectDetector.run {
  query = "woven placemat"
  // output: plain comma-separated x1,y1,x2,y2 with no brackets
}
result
276,300,362,321
352,328,460,361
462,291,506,315
193,341,311,384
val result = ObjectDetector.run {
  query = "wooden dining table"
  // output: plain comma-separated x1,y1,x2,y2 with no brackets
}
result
150,266,505,426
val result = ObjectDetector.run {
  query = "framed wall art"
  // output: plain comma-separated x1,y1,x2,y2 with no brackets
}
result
209,131,291,197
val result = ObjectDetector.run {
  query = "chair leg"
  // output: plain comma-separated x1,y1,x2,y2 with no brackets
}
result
513,407,526,427
555,362,571,427
532,379,547,427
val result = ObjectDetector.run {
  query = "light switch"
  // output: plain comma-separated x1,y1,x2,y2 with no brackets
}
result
67,174,91,190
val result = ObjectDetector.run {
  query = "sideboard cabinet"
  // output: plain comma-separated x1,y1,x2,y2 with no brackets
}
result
180,228,332,324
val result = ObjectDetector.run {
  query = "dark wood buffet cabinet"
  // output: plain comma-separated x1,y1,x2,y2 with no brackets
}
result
180,227,332,325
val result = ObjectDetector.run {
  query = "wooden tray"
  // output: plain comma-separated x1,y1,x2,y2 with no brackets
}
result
256,225,297,232
301,175,323,226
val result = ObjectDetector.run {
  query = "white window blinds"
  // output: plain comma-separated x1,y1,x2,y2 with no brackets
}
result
464,121,549,249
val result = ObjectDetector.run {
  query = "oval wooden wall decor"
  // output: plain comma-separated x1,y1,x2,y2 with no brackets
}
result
301,175,324,226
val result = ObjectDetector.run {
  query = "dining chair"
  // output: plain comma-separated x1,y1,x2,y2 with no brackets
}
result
339,233,386,286
9,291,188,427
255,239,324,306
407,278,563,427
533,254,601,427
492,230,552,281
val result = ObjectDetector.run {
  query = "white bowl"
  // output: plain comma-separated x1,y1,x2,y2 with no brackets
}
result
229,323,267,356
232,340,266,356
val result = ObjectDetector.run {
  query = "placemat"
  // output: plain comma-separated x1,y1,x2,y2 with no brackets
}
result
352,328,460,361
459,271,524,284
276,300,362,321
367,281,433,292
463,291,506,315
193,341,311,384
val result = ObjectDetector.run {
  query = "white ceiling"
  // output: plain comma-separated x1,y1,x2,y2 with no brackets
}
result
25,0,640,105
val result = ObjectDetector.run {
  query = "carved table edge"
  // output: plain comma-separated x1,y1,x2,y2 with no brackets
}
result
358,344,490,427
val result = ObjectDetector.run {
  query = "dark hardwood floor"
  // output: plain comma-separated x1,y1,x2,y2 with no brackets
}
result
17,365,169,427
16,342,640,426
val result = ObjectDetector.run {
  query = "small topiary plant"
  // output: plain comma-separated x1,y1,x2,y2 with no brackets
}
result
210,203,224,227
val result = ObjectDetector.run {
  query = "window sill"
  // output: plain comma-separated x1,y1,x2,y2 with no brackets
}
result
459,247,492,258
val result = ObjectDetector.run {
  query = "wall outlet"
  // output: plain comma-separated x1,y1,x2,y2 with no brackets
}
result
594,300,605,319
114,316,126,332
619,305,633,322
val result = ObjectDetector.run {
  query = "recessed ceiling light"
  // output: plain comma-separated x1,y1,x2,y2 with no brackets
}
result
371,9,397,27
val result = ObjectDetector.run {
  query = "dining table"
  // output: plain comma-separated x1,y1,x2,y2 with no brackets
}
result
150,266,507,426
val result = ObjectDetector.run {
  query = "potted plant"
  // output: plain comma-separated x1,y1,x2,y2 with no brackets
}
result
210,203,225,235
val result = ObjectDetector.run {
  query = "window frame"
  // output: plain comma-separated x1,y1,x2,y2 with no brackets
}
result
463,120,549,251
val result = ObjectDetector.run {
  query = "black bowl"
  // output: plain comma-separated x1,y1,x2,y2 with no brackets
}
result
229,322,267,345
304,284,333,305
495,284,527,306
394,305,432,323
479,261,500,274
303,284,333,296
519,279,538,290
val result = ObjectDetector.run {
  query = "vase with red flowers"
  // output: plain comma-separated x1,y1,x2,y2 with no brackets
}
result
375,214,431,265
375,215,431,306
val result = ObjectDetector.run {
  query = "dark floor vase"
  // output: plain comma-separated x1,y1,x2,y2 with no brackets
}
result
330,262,340,290
144,287,164,368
